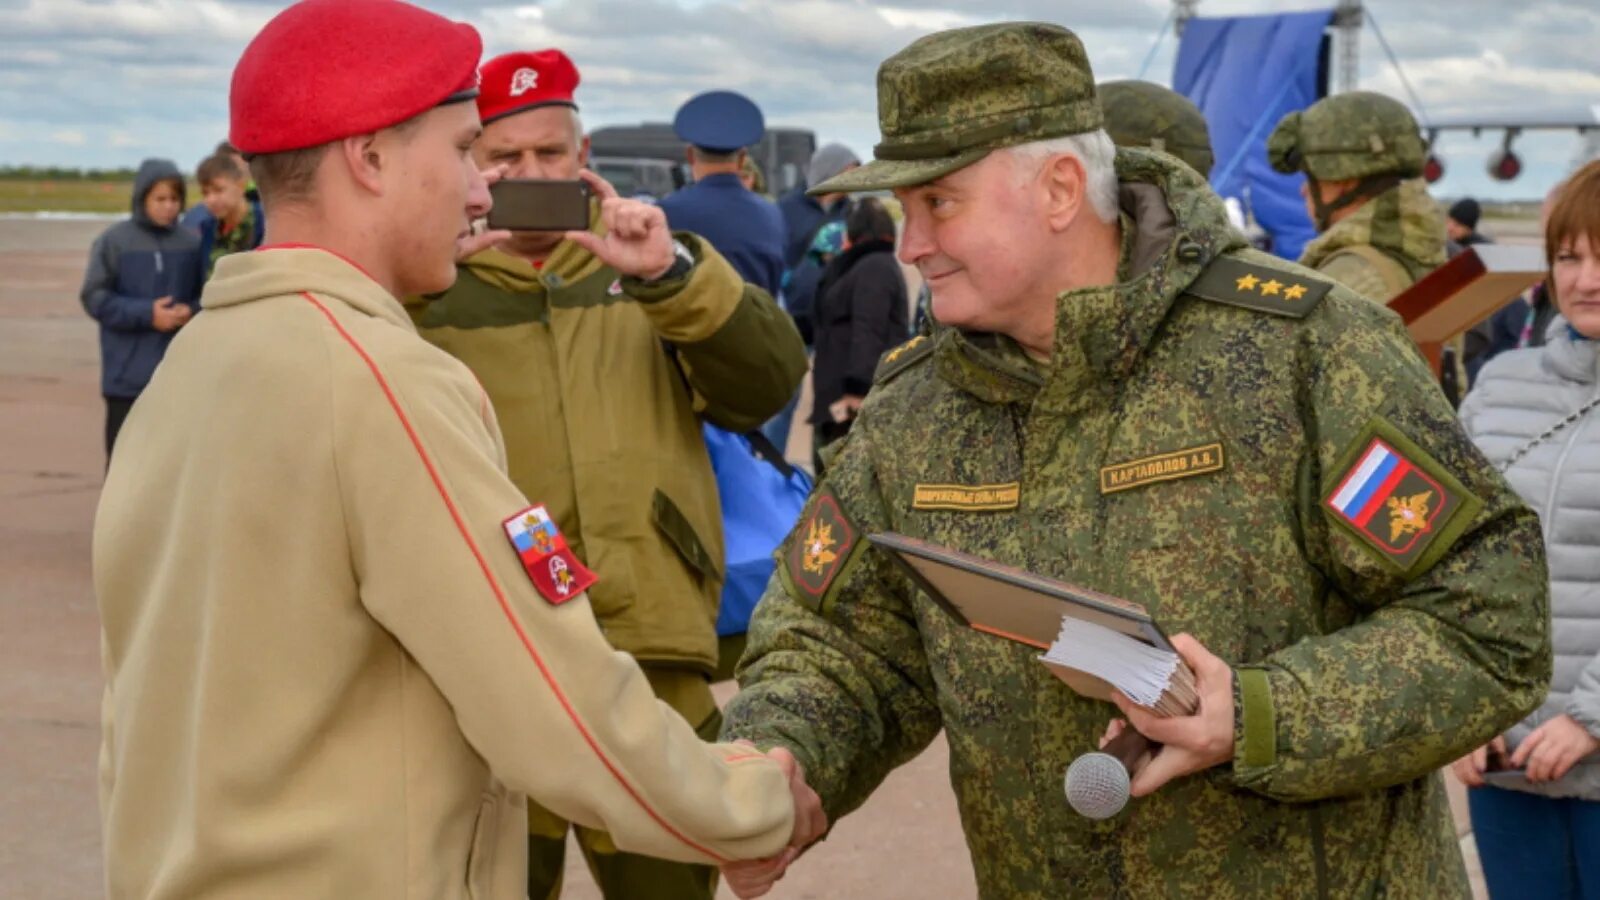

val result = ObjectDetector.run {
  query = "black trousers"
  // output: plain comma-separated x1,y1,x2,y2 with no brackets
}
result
105,396,136,460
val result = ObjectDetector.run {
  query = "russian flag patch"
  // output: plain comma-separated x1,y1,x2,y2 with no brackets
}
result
502,505,597,605
1324,431,1465,571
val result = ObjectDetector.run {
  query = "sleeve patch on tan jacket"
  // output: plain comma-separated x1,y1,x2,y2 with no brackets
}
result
502,504,598,604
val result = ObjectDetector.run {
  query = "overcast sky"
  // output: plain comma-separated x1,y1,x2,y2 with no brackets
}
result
1,0,1595,200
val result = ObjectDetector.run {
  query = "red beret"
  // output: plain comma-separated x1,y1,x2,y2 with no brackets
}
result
477,50,581,126
230,0,482,155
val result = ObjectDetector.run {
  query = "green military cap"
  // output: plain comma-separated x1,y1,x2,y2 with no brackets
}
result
1098,79,1215,176
810,22,1103,195
1267,91,1426,182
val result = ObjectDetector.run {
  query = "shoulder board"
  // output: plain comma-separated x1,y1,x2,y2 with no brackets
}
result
1185,256,1332,319
874,334,934,385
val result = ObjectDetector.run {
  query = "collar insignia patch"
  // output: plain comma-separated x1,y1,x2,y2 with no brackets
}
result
1100,442,1225,494
502,504,596,605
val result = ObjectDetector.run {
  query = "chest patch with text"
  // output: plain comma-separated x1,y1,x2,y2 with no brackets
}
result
912,482,1021,511
1100,442,1226,494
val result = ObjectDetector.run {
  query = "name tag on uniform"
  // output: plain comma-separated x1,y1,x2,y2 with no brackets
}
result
912,482,1021,511
1099,443,1225,494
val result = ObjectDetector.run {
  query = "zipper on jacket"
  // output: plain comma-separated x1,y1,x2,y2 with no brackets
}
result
1309,804,1330,900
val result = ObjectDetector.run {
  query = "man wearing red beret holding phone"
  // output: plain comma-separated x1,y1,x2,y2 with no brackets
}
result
408,48,807,900
91,2,822,898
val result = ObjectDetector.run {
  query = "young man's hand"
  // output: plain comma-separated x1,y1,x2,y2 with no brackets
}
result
563,169,677,280
151,297,190,332
720,744,827,898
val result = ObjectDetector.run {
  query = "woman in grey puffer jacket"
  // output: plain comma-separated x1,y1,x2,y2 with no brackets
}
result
1454,159,1600,899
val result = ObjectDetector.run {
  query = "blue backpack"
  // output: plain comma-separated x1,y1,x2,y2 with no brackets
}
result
701,425,813,636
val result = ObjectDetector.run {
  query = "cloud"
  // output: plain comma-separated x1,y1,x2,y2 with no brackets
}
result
0,0,1590,201
49,128,86,146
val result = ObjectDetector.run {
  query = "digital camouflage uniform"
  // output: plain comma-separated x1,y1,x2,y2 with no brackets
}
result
1099,79,1215,177
723,23,1551,900
1268,92,1464,401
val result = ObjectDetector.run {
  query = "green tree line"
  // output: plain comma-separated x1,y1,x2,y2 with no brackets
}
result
0,165,138,181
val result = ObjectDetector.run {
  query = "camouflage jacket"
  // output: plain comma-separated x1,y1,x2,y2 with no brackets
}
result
723,151,1550,899
1298,177,1447,303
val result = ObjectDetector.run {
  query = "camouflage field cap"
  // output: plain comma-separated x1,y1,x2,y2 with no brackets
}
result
1267,91,1426,182
1099,80,1214,176
809,22,1103,195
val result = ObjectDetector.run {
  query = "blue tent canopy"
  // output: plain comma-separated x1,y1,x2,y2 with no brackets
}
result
1174,9,1332,261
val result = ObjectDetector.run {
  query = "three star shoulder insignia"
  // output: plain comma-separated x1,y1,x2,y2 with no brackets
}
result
1187,256,1331,318
874,334,934,386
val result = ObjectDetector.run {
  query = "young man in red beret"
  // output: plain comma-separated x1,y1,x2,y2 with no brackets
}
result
407,47,807,900
91,3,822,898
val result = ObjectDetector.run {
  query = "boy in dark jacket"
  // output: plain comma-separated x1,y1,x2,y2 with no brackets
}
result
79,158,203,455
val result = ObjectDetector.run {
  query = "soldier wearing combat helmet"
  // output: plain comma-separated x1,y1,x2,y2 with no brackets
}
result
718,21,1549,900
1268,92,1467,399
1099,79,1215,177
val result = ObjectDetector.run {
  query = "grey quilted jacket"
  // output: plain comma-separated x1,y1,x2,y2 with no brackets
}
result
1460,320,1600,800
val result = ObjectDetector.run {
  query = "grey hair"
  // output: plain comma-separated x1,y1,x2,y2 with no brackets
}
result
1006,130,1119,224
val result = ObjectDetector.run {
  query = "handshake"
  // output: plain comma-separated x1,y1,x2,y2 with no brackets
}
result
723,744,828,899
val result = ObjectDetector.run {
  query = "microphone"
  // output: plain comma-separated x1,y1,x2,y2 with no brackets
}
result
1063,728,1153,819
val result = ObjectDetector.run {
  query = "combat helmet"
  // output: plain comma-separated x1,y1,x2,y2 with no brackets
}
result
1099,80,1215,176
1268,91,1426,228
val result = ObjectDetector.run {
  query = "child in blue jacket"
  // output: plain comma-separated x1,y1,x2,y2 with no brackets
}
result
79,159,203,455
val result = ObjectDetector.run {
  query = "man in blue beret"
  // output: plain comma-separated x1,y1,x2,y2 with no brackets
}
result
658,90,787,299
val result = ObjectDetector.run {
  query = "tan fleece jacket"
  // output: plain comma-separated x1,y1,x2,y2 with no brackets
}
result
93,247,792,899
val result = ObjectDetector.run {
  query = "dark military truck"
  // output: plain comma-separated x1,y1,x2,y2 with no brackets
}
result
589,123,816,198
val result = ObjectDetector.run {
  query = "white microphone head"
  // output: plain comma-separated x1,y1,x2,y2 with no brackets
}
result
1064,752,1130,819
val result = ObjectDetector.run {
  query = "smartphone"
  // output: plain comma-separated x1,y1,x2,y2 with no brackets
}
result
487,179,590,231
1480,768,1529,788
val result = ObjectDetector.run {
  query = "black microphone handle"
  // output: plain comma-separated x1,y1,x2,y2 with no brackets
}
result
1102,726,1156,773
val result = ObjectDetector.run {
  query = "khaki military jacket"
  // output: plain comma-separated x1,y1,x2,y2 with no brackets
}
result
1298,177,1447,302
410,229,806,673
94,248,793,899
724,151,1549,899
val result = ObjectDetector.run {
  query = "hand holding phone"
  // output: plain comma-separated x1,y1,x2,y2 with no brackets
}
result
487,178,591,232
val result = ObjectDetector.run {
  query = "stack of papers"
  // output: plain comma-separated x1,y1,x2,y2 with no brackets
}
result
1040,618,1197,716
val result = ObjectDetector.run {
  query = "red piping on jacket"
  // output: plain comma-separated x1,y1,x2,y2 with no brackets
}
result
301,291,742,865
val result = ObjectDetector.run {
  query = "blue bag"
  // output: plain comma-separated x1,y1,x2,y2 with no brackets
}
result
701,424,813,636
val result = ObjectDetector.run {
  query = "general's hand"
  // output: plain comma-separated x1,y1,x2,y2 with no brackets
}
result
1511,715,1600,783
1111,633,1235,797
564,169,676,280
457,163,512,261
721,744,827,899
1449,735,1507,788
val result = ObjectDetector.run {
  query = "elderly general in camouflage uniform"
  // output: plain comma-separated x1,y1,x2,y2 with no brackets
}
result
718,22,1551,900
1268,92,1467,402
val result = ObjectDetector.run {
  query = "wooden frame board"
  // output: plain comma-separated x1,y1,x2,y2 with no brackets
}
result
867,533,1172,652
1389,244,1545,345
